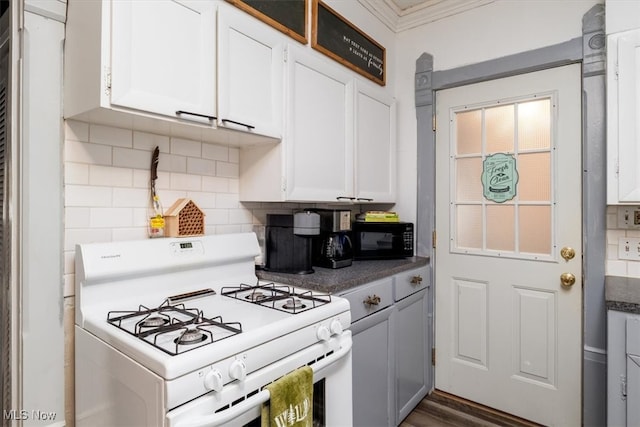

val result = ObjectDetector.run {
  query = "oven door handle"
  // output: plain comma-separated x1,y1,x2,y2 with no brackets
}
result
176,337,352,427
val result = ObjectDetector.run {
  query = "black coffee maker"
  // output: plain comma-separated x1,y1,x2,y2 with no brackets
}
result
311,209,353,269
264,212,319,274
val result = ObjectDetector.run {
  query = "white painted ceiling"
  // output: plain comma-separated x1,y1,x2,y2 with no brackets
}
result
359,0,495,32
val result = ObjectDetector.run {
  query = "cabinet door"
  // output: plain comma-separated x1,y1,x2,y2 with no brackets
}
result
217,4,284,138
355,81,396,203
608,29,640,203
607,310,628,427
285,45,353,202
627,316,640,426
110,0,216,122
395,288,430,424
351,306,394,427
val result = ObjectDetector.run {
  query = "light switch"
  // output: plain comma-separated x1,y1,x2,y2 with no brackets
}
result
618,237,640,260
618,207,640,229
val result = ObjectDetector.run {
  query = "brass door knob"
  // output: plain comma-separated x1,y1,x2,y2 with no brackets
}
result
561,247,576,261
560,272,576,287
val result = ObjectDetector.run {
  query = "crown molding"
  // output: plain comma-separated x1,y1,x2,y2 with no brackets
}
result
359,0,495,32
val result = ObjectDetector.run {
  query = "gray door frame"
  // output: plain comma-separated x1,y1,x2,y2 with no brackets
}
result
415,5,606,425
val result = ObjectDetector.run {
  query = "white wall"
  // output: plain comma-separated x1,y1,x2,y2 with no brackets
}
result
20,9,66,426
392,0,601,225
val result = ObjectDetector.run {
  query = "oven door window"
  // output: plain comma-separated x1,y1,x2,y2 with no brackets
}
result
244,379,325,427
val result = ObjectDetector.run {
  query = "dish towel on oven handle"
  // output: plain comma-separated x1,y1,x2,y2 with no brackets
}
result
261,366,313,427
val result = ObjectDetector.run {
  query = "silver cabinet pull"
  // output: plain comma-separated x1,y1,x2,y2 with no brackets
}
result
363,295,381,306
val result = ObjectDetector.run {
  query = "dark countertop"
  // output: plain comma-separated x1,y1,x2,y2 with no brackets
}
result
256,256,430,294
605,275,640,314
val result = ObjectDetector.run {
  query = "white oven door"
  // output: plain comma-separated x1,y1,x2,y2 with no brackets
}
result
167,332,352,427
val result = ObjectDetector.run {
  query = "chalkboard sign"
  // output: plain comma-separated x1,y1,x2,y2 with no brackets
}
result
311,0,385,86
226,0,307,45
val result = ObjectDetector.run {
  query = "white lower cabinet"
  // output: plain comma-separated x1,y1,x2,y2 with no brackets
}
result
393,266,431,424
608,309,640,426
394,289,429,423
352,306,395,426
342,277,394,427
341,265,431,427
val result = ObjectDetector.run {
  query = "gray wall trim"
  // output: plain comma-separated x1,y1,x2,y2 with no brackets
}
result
432,37,583,90
414,52,434,395
581,4,606,426
415,52,434,259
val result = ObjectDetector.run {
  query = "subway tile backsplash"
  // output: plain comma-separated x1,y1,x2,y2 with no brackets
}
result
62,120,301,297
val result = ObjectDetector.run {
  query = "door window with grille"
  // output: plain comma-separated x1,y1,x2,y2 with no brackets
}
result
451,95,554,260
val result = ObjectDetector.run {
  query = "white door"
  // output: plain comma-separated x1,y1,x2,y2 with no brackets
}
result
434,64,582,426
354,81,396,203
285,45,353,202
110,0,216,121
217,3,284,138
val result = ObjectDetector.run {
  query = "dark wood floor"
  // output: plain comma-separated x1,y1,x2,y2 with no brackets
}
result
399,391,542,427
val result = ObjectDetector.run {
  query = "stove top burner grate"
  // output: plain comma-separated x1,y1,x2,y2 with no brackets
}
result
107,298,243,356
221,282,331,314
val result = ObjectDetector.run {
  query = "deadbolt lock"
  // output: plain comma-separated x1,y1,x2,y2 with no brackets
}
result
560,247,576,261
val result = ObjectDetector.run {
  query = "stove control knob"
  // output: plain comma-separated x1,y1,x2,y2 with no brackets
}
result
329,319,343,336
203,369,223,392
317,325,331,342
229,359,247,381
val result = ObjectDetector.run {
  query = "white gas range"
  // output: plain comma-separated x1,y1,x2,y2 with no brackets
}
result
74,233,352,427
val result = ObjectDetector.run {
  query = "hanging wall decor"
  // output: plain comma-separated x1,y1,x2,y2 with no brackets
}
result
311,0,385,86
226,0,308,45
481,153,519,203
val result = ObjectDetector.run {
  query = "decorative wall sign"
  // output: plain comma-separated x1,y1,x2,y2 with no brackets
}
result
311,0,385,86
481,153,519,203
226,0,307,45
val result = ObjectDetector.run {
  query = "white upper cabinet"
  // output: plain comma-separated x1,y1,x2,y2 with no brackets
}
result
285,44,354,202
110,1,216,122
607,29,640,203
64,0,278,144
354,81,396,203
239,44,397,203
217,3,284,138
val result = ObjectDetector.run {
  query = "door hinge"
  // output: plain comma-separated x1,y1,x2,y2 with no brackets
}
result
284,46,288,63
432,114,436,131
104,68,112,95
621,374,627,399
281,176,287,192
432,348,436,366
432,230,437,248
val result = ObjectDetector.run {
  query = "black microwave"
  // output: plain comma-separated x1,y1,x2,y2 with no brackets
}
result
351,222,414,260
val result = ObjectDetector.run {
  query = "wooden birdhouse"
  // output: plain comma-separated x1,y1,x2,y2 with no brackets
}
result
164,198,205,237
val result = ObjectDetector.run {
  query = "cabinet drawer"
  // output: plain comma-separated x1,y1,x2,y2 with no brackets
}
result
341,277,393,323
394,266,430,301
